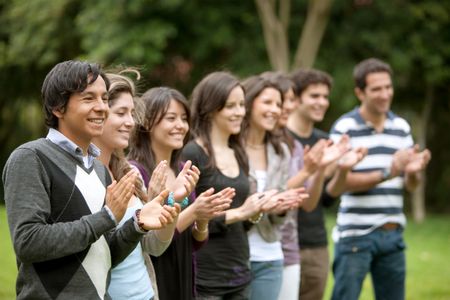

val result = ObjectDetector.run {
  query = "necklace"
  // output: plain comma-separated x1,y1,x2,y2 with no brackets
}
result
247,143,265,149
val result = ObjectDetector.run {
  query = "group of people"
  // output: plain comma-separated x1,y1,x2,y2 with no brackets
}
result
2,57,431,300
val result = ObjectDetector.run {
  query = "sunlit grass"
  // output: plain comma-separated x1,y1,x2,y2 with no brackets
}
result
1,206,449,299
323,213,450,300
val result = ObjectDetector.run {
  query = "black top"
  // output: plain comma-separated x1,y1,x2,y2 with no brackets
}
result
181,141,252,295
130,160,201,300
289,128,337,248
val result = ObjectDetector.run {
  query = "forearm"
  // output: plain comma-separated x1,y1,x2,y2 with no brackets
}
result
287,169,310,189
176,205,197,233
225,208,247,224
405,171,421,192
192,220,208,242
345,170,385,192
141,229,172,256
154,219,177,242
10,208,116,263
109,217,145,267
303,169,326,212
326,167,349,197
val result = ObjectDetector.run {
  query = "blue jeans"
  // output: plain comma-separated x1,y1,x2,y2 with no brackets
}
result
332,228,406,300
250,260,283,300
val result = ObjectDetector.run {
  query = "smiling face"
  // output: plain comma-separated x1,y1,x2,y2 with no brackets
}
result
212,86,246,136
53,75,109,151
278,87,297,128
150,99,189,151
356,71,393,118
98,92,135,151
250,87,282,132
297,83,330,124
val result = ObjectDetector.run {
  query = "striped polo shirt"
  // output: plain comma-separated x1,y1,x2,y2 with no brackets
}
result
329,107,414,240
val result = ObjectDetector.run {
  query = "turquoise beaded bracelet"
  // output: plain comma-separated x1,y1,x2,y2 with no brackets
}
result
167,192,189,209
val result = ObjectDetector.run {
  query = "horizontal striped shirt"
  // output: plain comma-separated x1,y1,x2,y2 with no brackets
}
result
330,107,413,240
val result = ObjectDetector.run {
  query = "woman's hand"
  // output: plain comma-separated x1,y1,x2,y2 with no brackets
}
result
147,160,168,201
240,189,278,219
140,189,181,230
262,188,309,214
193,187,234,221
170,160,201,201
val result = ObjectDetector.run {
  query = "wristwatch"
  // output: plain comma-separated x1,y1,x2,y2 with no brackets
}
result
380,168,391,182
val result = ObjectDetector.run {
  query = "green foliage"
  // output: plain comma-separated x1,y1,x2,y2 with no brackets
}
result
0,0,449,209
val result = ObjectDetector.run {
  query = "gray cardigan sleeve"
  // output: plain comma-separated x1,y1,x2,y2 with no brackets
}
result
3,147,141,264
140,230,171,257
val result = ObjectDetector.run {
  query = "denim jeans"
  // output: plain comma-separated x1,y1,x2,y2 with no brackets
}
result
331,228,406,300
249,260,283,300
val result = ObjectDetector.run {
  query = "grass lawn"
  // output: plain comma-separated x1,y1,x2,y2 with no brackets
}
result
1,206,449,299
323,213,450,300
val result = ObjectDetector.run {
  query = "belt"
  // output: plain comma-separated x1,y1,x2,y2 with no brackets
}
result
380,222,400,230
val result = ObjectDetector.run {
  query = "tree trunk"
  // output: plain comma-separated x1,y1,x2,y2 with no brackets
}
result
292,0,333,69
255,0,290,71
411,85,434,223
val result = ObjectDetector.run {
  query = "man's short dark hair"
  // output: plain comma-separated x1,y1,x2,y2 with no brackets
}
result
353,58,393,91
290,68,333,97
41,60,110,128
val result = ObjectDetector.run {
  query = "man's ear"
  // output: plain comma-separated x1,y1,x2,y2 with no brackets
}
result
354,87,364,103
52,108,64,119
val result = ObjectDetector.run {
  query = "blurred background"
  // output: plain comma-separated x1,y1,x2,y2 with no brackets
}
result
1,1,449,299
1,0,449,216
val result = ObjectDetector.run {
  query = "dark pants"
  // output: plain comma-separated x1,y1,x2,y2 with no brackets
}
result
196,284,250,300
332,228,406,300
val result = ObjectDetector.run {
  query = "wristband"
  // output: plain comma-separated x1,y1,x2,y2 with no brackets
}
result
380,168,391,182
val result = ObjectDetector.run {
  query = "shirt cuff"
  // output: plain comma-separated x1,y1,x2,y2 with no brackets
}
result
104,205,118,225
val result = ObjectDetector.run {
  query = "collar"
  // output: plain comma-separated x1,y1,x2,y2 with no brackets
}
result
46,128,101,168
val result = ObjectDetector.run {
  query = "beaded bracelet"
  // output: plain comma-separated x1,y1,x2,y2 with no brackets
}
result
134,209,149,232
167,192,189,209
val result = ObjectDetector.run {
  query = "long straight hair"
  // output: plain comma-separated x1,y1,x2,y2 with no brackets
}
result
190,71,249,174
128,87,190,178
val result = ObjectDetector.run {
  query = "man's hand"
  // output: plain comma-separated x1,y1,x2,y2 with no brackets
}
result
405,148,431,174
140,190,181,230
321,135,351,167
170,160,200,201
338,147,368,171
302,139,326,175
106,170,138,222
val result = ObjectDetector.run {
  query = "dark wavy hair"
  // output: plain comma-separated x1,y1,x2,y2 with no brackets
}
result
42,60,110,128
128,87,190,178
290,68,332,97
190,71,249,174
353,58,393,90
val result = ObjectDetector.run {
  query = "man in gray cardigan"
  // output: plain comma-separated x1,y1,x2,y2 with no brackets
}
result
2,60,165,299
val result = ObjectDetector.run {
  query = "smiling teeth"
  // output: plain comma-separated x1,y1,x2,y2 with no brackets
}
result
89,119,103,124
